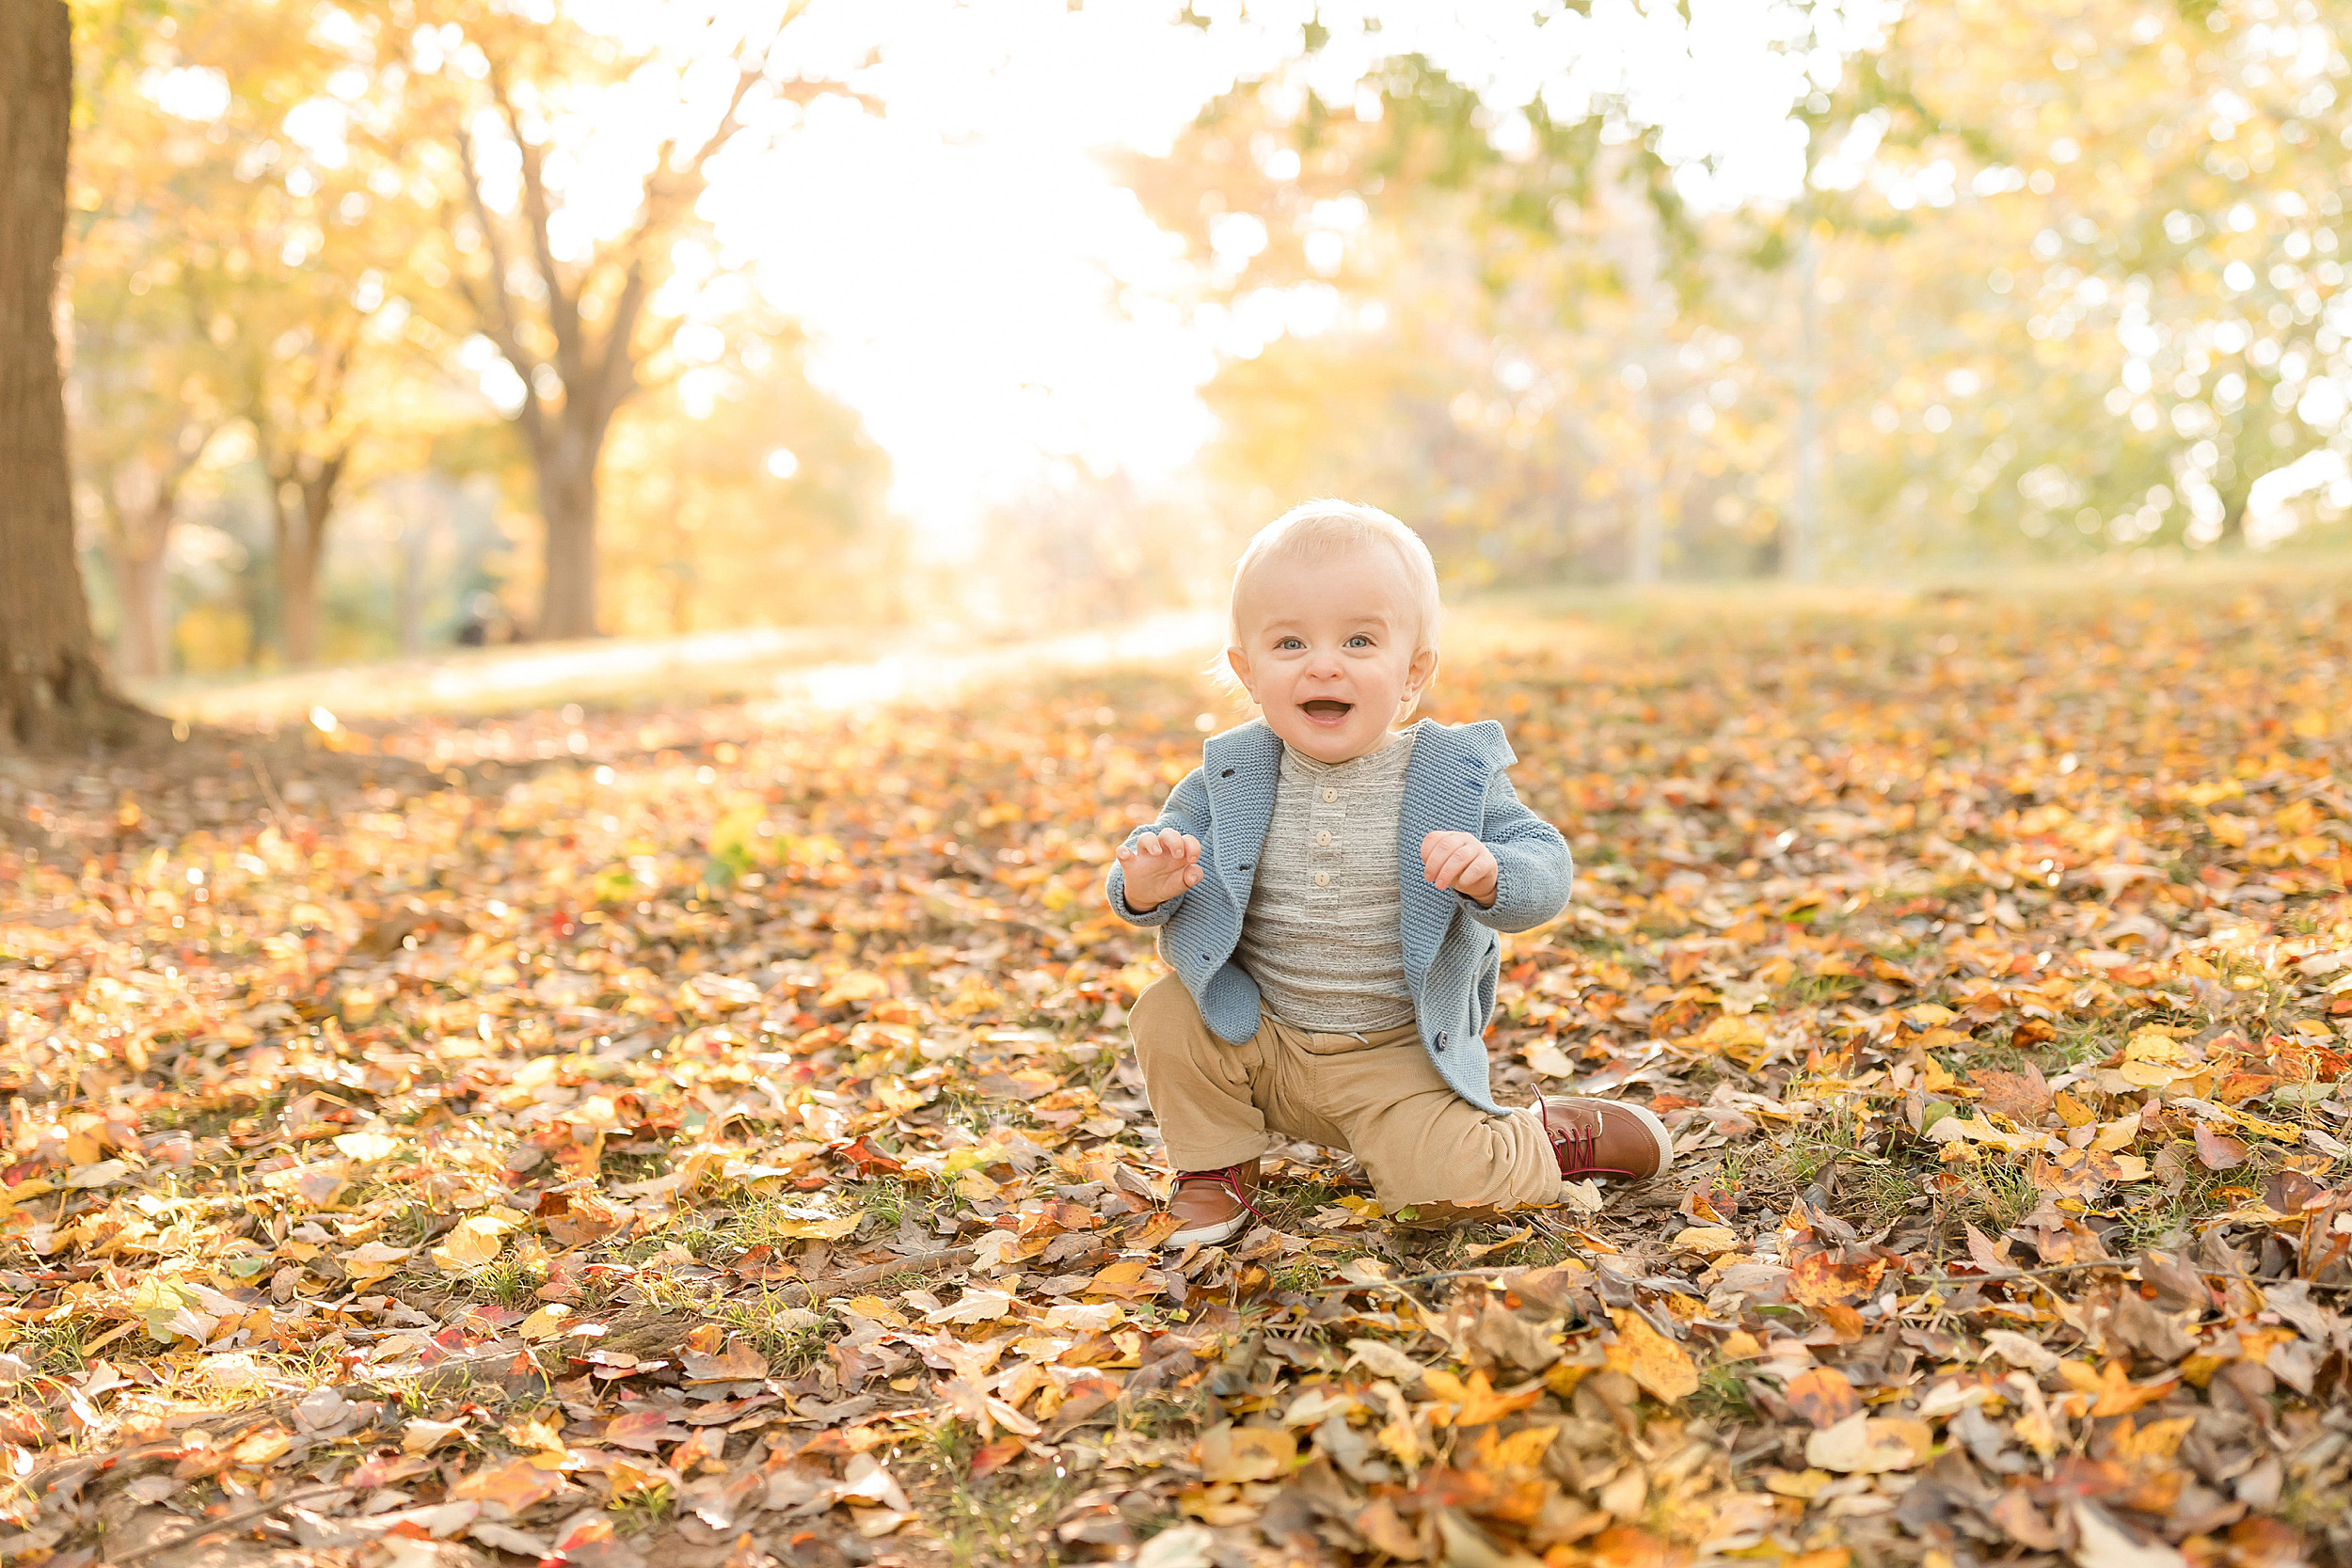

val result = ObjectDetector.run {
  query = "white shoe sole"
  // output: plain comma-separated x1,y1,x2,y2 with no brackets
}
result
1619,1101,1675,1177
1165,1212,1249,1249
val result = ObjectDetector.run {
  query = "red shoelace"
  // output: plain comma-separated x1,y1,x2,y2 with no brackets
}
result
1545,1106,1642,1180
1174,1164,1264,1223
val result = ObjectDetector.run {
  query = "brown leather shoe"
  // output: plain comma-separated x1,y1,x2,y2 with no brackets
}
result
1542,1098,1674,1181
1165,1159,1262,1248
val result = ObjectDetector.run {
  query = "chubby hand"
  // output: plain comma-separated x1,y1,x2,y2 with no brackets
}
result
1115,828,1203,912
1421,831,1499,908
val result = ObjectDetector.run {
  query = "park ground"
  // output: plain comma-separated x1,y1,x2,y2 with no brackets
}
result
4,562,2352,1568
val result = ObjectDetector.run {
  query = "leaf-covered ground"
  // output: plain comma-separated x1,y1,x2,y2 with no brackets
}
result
4,574,2352,1568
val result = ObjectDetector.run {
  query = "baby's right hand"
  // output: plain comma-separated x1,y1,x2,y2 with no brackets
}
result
1115,828,1203,913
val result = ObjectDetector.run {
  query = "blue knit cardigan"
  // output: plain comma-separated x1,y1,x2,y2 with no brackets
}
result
1104,718,1571,1116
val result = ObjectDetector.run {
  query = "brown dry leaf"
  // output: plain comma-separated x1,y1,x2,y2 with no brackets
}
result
1605,1309,1697,1403
10,575,2348,1565
1083,1260,1164,1300
451,1458,562,1514
1969,1062,2053,1124
1783,1367,1860,1430
2194,1124,2249,1170
681,1339,770,1383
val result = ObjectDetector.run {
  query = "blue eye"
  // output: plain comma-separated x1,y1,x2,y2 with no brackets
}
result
1277,637,1305,650
1345,635,1372,648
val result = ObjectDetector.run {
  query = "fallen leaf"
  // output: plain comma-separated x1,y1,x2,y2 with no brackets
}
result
1783,1367,1860,1430
2194,1124,2249,1170
1194,1421,1295,1482
1606,1309,1697,1403
1804,1411,1926,1474
429,1215,510,1273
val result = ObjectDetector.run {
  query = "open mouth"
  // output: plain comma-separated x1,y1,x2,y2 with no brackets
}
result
1300,700,1353,721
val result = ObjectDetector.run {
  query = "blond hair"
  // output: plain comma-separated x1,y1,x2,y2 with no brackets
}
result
1226,499,1443,665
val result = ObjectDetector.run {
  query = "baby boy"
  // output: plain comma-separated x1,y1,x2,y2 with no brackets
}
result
1104,499,1673,1247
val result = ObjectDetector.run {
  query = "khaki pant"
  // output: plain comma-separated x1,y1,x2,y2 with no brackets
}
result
1129,975,1564,1212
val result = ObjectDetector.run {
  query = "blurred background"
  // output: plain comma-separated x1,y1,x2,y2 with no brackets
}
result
58,0,2352,687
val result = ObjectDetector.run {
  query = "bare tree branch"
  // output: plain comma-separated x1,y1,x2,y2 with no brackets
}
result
451,124,547,451
485,59,584,403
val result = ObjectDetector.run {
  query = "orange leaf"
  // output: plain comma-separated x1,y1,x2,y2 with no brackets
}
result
1785,1367,1860,1430
1606,1309,1697,1403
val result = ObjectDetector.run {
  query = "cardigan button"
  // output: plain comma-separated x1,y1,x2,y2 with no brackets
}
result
1436,1031,1449,1050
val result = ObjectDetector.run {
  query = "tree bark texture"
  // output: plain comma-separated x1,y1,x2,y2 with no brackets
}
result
266,450,346,666
0,0,145,749
533,423,600,641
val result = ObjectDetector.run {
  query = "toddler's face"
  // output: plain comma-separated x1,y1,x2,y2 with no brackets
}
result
1226,546,1434,764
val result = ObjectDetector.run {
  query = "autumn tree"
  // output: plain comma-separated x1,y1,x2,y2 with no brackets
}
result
63,1,461,672
0,0,149,747
1125,55,1784,586
596,321,898,639
65,243,228,681
381,0,871,641
1874,0,2352,551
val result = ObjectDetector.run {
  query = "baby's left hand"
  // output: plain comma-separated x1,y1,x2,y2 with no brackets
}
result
1421,831,1499,908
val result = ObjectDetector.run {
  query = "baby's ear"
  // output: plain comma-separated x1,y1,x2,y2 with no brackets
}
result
1403,647,1438,708
1222,645,1254,698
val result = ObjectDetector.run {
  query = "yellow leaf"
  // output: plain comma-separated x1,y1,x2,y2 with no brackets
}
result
955,1169,1003,1201
517,1304,571,1340
1083,1260,1160,1300
2120,1030,2197,1086
2091,1117,2143,1153
1764,1468,1833,1499
1670,1226,1741,1258
231,1428,293,1465
343,1240,410,1284
2111,1415,2197,1465
332,1131,400,1163
1486,1424,1560,1471
429,1215,510,1273
1194,1421,1295,1482
819,970,890,1006
1421,1367,1470,1403
1606,1308,1697,1403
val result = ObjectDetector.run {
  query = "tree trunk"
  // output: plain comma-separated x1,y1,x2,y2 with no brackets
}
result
265,448,345,666
278,511,320,666
107,520,173,680
0,0,148,749
536,422,599,641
